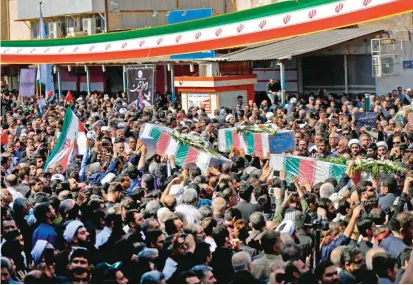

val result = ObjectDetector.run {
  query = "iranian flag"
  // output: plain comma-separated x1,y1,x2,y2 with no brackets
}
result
44,108,87,170
218,128,295,155
270,154,346,184
140,123,231,174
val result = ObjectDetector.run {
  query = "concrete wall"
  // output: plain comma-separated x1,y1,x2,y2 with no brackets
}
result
17,0,98,20
361,14,413,95
8,0,31,40
375,39,413,95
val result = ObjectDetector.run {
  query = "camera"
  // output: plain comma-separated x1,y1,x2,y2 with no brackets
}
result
305,219,329,231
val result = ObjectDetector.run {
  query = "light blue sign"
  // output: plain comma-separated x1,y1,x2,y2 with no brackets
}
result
169,9,215,60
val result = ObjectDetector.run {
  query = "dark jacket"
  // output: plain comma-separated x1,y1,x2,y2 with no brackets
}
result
246,229,264,252
211,247,235,284
339,270,357,284
235,200,259,222
230,270,262,284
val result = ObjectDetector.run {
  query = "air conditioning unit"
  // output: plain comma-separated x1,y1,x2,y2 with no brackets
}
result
48,22,62,39
67,27,80,37
372,54,400,77
82,18,96,35
380,55,398,76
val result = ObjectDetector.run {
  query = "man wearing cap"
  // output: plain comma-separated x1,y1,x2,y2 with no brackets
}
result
377,141,389,160
64,220,91,249
348,139,362,158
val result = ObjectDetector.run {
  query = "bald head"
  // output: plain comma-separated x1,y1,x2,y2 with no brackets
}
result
212,197,226,216
366,248,386,270
330,246,346,268
232,251,252,272
163,195,176,209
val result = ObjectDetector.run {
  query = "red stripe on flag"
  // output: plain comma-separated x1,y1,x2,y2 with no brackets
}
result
47,90,53,99
78,121,86,133
1,131,8,146
60,148,72,170
184,147,199,164
253,133,263,156
352,171,362,186
232,132,240,150
156,133,171,156
66,91,73,103
298,159,315,183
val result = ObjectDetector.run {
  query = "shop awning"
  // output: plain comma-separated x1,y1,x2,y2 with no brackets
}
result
211,28,384,62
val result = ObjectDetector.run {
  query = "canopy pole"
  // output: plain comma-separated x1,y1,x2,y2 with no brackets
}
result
123,65,127,93
85,65,91,94
57,66,62,102
278,61,285,106
164,64,168,94
171,64,175,103
344,54,348,94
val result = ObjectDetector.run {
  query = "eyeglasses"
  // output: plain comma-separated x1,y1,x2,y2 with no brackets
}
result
393,141,401,145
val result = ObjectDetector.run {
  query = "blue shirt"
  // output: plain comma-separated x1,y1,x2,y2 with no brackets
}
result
321,234,349,261
197,198,212,208
32,223,57,248
379,278,393,284
380,235,407,264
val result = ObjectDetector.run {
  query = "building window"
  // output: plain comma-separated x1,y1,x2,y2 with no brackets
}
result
32,20,49,39
32,22,39,39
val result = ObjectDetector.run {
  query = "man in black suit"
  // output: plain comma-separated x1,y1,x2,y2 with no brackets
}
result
235,184,259,223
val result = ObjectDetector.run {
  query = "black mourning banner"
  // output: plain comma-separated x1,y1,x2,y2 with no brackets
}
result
126,66,155,105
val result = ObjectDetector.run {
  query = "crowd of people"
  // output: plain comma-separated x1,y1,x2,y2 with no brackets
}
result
1,83,413,284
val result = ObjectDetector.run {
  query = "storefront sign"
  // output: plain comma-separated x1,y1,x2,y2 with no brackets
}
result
19,68,36,97
188,93,211,113
126,65,155,105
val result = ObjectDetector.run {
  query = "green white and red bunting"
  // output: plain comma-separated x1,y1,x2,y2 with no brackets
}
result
2,0,412,64
270,154,346,184
44,108,87,170
140,123,231,173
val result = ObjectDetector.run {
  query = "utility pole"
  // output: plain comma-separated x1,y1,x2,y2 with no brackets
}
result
104,0,109,33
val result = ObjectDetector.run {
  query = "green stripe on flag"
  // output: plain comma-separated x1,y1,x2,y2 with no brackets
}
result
149,127,162,142
243,133,254,154
285,156,300,182
2,0,337,47
330,164,346,181
225,130,233,152
44,107,73,170
175,144,189,166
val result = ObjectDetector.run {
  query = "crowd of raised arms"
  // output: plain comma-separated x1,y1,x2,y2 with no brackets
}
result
1,83,413,284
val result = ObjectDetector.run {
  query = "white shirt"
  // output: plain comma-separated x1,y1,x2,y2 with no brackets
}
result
205,236,217,252
7,187,24,202
163,257,178,280
175,204,200,224
95,226,112,249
